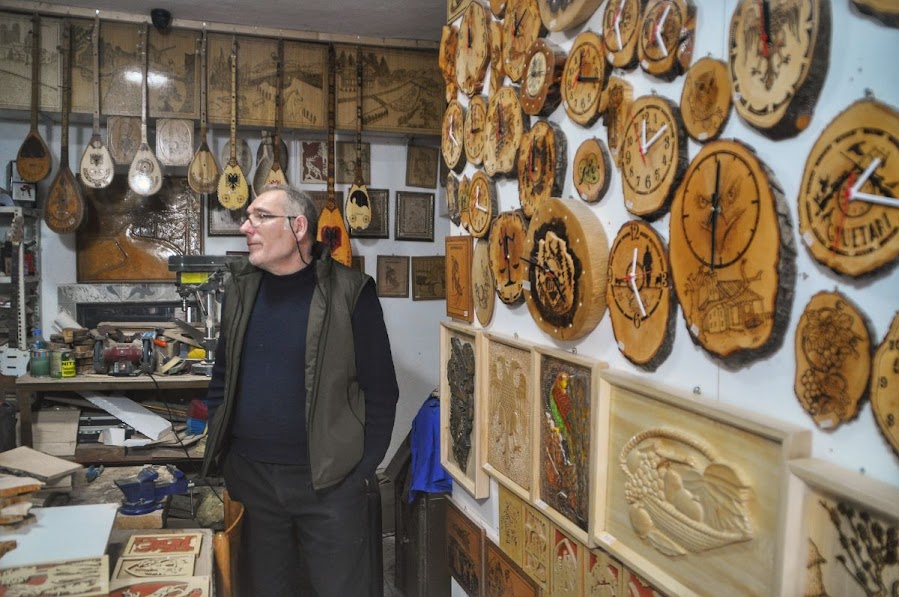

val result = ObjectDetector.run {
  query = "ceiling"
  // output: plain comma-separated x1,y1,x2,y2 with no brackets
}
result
35,0,445,43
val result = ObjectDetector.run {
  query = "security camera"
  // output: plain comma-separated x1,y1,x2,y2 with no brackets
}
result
151,9,172,33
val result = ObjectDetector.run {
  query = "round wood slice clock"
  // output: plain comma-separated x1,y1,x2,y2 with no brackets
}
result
447,172,462,227
794,290,872,430
521,39,567,117
439,25,460,103
728,0,831,139
465,95,489,166
620,94,688,219
484,86,528,178
670,139,794,363
561,31,609,127
602,0,646,69
491,0,508,18
456,1,491,96
797,98,899,277
459,174,472,232
537,0,602,31
489,210,529,305
680,56,732,143
602,76,634,169
518,120,567,218
607,221,675,369
871,312,899,456
490,21,506,95
442,100,466,174
638,0,696,81
502,0,546,83
473,239,497,326
468,171,499,239
573,137,612,204
524,197,609,341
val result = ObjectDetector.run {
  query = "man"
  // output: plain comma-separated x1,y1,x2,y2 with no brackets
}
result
201,184,399,596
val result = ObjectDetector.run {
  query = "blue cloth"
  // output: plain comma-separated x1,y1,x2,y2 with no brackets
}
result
409,394,452,502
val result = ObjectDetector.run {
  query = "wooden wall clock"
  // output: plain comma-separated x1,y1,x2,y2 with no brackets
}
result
442,99,466,174
794,291,872,430
602,0,646,69
490,21,506,95
446,235,475,322
524,198,610,341
517,120,567,218
619,94,688,219
484,86,529,177
670,139,794,363
871,312,899,456
468,171,499,239
728,0,831,139
491,0,508,18
456,1,491,96
489,210,529,305
521,39,567,117
852,0,899,27
680,56,732,143
538,0,603,32
447,172,462,227
637,0,696,81
797,98,899,277
459,174,472,231
572,137,612,204
439,25,460,103
561,30,609,127
602,76,634,168
473,240,497,326
465,94,488,166
606,221,675,370
502,0,546,83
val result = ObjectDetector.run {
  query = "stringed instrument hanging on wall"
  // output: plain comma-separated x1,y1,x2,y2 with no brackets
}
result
16,14,52,184
127,24,163,197
346,45,371,233
188,29,220,194
218,36,250,209
259,39,288,188
79,14,114,190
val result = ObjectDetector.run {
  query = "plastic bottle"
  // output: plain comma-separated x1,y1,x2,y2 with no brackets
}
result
29,328,49,377
30,328,46,350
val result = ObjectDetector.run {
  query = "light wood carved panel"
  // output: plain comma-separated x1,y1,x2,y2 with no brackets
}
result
498,483,525,569
551,526,585,597
522,503,552,590
585,548,623,597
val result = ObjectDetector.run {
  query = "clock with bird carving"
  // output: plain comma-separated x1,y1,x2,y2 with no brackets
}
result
680,56,732,143
489,210,529,305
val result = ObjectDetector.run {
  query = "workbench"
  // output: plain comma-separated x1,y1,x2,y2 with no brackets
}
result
15,373,210,464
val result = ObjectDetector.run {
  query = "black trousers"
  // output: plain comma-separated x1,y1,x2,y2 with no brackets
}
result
224,449,372,597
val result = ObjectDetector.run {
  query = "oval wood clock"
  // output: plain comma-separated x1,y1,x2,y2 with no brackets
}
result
872,312,899,456
638,0,696,81
447,172,462,227
794,291,872,430
797,98,899,277
620,94,688,219
518,120,567,218
489,210,529,305
465,95,488,166
459,174,472,232
538,0,603,32
521,39,566,117
524,197,609,341
607,221,675,369
473,239,497,326
490,21,506,95
680,56,732,143
468,171,498,239
442,100,466,174
439,25,460,103
502,0,546,83
728,0,831,139
485,86,528,178
573,137,612,204
670,139,794,363
561,30,609,127
456,1,491,96
603,0,646,69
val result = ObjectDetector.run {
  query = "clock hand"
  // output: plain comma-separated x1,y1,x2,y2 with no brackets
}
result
654,4,671,58
849,157,883,199
641,118,647,149
502,233,517,285
643,123,669,151
758,0,771,59
831,172,855,252
626,247,647,317
613,0,626,50
708,157,721,269
473,185,488,212
633,122,646,164
519,256,564,296
576,75,603,82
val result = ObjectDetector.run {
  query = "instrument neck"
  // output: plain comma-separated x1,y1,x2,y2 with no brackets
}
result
200,31,208,136
60,21,70,166
140,25,148,143
92,15,100,133
274,39,284,164
327,44,336,202
30,15,40,131
355,45,363,166
230,39,237,161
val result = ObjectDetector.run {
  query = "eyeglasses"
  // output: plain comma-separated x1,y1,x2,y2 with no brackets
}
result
242,213,296,228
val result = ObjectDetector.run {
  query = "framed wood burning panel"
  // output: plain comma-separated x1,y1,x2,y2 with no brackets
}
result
447,499,485,597
0,14,60,112
396,191,435,242
551,525,586,597
351,255,365,274
584,547,624,596
349,188,389,239
376,255,409,298
485,538,540,597
596,370,812,597
440,321,488,499
445,235,474,322
482,332,534,501
300,141,327,183
788,458,899,597
498,484,525,569
533,345,604,545
411,256,446,300
207,194,247,237
406,144,439,189
336,141,371,185
522,503,552,591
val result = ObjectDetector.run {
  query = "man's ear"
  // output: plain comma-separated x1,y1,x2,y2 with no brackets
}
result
293,215,308,240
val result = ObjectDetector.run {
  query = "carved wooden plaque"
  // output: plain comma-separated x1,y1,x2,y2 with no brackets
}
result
551,527,585,597
871,312,899,456
522,505,552,590
473,240,496,326
498,484,526,568
0,13,60,112
446,500,485,597
601,77,633,168
0,556,109,596
446,235,474,322
486,538,539,597
585,548,623,597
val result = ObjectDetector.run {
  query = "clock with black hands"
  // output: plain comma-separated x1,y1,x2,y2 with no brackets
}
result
468,171,498,239
456,1,491,96
561,31,608,127
502,0,546,83
442,100,466,174
638,0,696,80
518,120,567,218
484,85,528,177
602,0,646,69
465,95,488,166
488,210,528,305
521,38,566,117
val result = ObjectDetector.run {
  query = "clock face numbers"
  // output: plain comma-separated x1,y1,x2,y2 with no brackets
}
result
439,25,460,103
871,312,899,456
602,76,634,168
485,86,529,178
603,0,644,69
518,120,567,218
561,31,608,126
503,0,546,83
468,171,498,238
521,40,566,117
489,210,529,304
794,291,872,430
465,95,488,166
798,99,899,277
447,172,462,227
638,0,696,80
670,139,791,362
607,221,674,369
442,100,466,173
524,198,609,341
620,95,687,219
537,0,603,32
490,21,506,95
573,137,611,204
473,239,497,326
456,1,491,96
680,57,732,143
728,0,831,139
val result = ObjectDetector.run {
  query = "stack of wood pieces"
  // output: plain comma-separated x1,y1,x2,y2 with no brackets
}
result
0,474,43,536
47,327,94,375
109,532,210,596
0,446,82,507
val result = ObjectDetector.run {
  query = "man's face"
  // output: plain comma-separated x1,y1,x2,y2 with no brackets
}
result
241,190,300,274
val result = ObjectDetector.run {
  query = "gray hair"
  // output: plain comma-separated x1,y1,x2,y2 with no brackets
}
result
259,184,318,241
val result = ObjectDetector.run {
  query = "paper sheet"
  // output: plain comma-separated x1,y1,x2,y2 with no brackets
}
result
79,392,172,441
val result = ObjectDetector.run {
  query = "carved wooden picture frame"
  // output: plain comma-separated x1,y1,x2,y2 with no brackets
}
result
446,499,485,596
207,193,247,237
445,235,474,322
406,144,439,189
485,537,540,597
498,484,526,569
440,321,488,499
522,503,552,591
395,191,435,242
551,525,586,597
482,332,535,501
411,255,446,300
595,370,812,596
376,255,409,298
349,188,389,239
